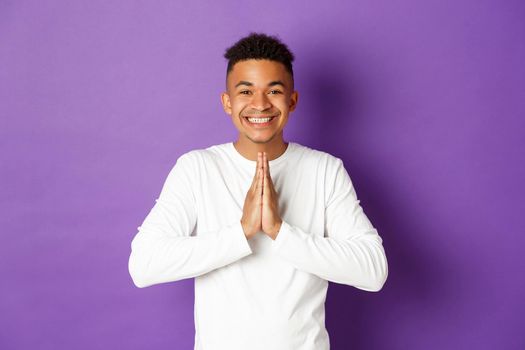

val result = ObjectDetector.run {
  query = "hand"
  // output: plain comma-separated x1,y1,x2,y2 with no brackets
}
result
262,152,282,240
240,152,263,239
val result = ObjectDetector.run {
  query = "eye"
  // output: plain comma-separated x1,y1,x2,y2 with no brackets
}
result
269,90,283,95
239,90,251,95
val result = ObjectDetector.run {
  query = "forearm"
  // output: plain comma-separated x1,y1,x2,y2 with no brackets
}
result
128,221,252,288
272,221,388,291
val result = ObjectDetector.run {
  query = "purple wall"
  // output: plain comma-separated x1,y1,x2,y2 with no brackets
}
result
1,1,524,349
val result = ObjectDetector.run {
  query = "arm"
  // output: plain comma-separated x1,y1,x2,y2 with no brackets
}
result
271,159,388,291
128,153,252,288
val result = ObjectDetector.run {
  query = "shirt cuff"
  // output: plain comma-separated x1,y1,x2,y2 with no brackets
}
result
271,220,292,250
230,220,253,256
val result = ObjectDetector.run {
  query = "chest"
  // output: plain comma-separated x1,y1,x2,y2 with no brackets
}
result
193,162,326,237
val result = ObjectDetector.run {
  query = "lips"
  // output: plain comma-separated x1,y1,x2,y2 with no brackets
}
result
243,115,276,119
243,115,277,127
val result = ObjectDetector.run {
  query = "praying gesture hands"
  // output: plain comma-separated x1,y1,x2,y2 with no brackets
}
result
240,152,282,240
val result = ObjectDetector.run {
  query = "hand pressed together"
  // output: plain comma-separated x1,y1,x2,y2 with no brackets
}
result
240,152,282,240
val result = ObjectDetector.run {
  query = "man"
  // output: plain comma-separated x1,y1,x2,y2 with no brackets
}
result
128,32,388,350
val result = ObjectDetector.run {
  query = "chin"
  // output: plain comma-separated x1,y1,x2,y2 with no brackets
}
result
247,133,277,144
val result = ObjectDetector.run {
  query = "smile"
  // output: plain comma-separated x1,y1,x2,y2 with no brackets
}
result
243,115,277,126
246,116,275,123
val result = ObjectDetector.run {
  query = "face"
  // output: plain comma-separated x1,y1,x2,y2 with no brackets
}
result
221,59,298,145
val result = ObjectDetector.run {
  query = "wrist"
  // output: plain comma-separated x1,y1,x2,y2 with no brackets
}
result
271,220,282,240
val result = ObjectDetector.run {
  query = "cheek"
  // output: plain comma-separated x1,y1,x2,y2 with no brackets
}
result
231,101,248,114
275,100,290,111
272,95,290,106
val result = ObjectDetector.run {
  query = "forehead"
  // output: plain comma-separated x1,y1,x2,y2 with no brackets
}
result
227,59,292,87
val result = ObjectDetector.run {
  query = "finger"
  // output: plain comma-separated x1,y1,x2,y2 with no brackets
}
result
264,152,276,191
257,152,262,179
259,153,264,195
263,152,267,175
255,152,263,190
264,152,272,180
250,152,262,189
262,152,268,188
256,165,263,194
261,152,266,178
263,160,269,196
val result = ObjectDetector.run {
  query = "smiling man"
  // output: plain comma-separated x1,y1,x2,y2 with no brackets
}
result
222,58,297,158
128,33,388,350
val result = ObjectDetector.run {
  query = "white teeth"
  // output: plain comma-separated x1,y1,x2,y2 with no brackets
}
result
247,117,273,123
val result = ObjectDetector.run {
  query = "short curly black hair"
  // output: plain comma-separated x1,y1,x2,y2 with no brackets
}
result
224,32,295,79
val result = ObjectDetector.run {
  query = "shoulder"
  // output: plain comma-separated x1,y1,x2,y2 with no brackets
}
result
174,142,231,168
291,142,344,170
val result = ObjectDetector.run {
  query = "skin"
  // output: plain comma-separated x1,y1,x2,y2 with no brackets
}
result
220,59,299,240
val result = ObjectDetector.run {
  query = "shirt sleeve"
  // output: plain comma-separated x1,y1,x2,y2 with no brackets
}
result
128,153,253,288
271,158,388,292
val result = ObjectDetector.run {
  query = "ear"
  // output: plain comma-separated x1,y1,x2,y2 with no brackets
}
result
220,91,232,115
288,90,299,112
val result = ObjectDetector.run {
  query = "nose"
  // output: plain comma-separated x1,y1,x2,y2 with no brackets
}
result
250,91,272,111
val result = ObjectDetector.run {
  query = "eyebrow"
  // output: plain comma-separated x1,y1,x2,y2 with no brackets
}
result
234,80,286,88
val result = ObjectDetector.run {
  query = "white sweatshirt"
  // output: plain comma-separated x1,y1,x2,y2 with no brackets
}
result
128,141,388,350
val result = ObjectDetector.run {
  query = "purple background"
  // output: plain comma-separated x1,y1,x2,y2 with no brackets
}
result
1,1,524,349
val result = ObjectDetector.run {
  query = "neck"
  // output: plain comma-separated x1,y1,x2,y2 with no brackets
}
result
233,135,288,161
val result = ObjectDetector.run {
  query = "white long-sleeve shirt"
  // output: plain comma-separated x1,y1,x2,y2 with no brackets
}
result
128,141,388,350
